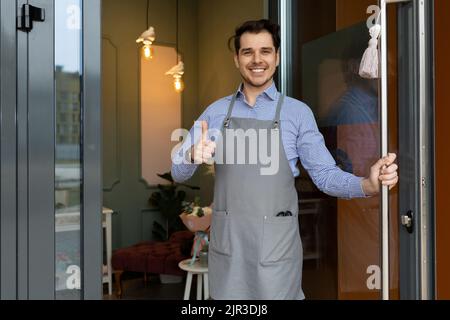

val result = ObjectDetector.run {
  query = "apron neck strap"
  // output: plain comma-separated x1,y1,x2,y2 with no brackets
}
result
222,92,285,129
273,94,285,130
223,93,238,128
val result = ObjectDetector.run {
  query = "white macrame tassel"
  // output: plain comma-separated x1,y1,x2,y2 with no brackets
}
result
359,24,381,79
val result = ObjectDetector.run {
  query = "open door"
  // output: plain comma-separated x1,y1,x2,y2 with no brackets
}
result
0,0,101,300
279,0,434,300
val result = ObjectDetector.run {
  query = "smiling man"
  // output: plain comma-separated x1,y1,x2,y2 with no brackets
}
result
171,19,398,300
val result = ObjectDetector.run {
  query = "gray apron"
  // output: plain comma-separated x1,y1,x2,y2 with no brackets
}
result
209,93,305,300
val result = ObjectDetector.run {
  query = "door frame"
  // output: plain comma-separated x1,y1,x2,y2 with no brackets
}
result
397,0,435,300
82,0,102,300
0,0,18,300
1,0,102,300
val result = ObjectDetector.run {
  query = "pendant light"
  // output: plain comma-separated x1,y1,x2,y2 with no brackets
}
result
165,0,185,93
136,0,156,60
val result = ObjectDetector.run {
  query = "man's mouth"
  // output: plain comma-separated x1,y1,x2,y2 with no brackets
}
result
249,67,267,74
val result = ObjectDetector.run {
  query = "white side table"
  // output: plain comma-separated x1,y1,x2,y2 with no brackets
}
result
178,259,209,300
102,207,114,295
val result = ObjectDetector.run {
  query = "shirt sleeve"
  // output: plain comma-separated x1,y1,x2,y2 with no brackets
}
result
171,109,209,183
296,105,367,199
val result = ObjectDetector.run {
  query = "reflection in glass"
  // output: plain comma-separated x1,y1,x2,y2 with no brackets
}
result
55,0,82,299
301,22,384,300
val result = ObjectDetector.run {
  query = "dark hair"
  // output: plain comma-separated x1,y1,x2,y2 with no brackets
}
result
228,19,281,54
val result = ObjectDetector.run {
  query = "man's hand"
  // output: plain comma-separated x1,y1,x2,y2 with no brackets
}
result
191,121,216,165
362,153,399,196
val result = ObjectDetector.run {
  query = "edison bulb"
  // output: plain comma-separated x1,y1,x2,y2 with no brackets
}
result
142,44,154,60
174,76,185,93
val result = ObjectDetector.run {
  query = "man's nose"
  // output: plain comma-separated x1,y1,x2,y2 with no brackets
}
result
253,52,262,63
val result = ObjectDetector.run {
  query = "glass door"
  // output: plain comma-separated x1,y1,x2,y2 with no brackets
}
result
282,0,435,300
54,0,83,299
288,0,400,300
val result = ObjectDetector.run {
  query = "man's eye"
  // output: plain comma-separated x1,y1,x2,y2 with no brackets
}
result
243,51,252,56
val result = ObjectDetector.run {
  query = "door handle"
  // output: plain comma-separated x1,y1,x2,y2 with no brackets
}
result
380,0,412,301
401,210,414,234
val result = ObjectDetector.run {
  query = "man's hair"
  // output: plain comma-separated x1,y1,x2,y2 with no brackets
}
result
228,19,281,55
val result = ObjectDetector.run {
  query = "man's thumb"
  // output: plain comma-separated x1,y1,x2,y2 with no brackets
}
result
201,121,208,141
373,155,390,171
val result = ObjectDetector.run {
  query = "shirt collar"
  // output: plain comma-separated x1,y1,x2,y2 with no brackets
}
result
236,81,278,101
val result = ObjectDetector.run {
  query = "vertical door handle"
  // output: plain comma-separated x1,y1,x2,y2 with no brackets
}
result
380,0,412,301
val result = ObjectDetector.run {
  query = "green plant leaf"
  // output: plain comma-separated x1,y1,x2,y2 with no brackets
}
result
152,221,168,241
178,183,200,190
157,172,174,183
149,172,200,240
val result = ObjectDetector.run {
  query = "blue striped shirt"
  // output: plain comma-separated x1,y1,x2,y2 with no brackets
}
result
171,82,366,199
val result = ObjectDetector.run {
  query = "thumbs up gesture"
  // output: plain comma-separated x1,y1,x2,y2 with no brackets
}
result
191,121,216,165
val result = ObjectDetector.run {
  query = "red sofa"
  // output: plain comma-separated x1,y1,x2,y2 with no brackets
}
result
111,230,194,298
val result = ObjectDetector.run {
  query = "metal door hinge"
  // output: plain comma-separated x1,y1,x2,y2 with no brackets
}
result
17,4,45,33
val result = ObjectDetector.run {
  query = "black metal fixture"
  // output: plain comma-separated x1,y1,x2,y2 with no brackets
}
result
17,4,45,33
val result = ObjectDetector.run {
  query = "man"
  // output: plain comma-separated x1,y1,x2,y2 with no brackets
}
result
171,19,398,300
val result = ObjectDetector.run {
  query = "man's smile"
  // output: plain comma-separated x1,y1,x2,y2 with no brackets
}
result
248,66,267,75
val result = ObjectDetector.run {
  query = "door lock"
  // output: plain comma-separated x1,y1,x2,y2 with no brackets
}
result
17,4,45,33
401,210,414,234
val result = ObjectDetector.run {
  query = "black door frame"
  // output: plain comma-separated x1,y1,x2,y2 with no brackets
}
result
398,0,435,300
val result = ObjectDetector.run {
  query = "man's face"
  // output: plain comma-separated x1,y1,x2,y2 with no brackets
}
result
234,31,280,88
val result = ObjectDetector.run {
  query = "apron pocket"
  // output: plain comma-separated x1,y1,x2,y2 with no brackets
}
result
210,211,232,256
260,216,297,265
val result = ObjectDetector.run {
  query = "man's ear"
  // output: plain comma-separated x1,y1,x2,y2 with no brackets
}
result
276,50,280,67
234,54,240,68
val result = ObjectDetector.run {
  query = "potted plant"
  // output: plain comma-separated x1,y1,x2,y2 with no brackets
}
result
149,172,200,241
179,198,212,266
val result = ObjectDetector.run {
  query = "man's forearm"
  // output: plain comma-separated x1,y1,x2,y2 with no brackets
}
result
309,166,367,199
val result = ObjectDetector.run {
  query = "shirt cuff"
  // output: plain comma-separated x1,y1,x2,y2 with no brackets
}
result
349,176,369,199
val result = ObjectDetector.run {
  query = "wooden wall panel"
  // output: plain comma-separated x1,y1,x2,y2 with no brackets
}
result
435,0,450,300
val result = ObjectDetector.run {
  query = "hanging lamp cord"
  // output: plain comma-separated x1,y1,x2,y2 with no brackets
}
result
146,0,150,30
176,0,179,64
